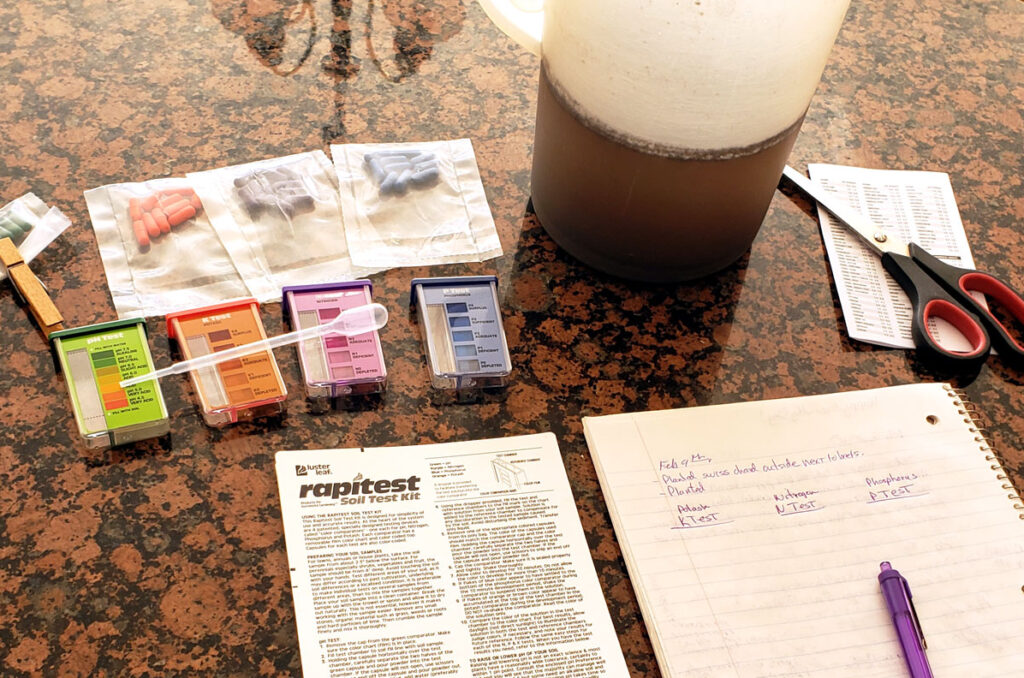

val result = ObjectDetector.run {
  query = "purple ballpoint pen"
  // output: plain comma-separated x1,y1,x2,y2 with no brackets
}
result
879,562,934,678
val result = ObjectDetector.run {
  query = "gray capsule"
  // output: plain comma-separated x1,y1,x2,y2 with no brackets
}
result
287,193,315,212
276,184,302,197
371,149,419,159
255,173,277,193
378,159,412,174
236,185,263,216
393,168,413,194
408,152,435,165
410,166,440,187
413,160,435,174
379,171,401,195
366,157,386,183
0,225,14,241
262,168,296,183
274,180,306,194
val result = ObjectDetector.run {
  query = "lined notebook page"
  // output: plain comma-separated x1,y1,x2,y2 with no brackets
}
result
584,383,1024,678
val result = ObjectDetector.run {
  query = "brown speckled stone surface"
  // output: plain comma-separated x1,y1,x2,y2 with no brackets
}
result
1,1,1022,675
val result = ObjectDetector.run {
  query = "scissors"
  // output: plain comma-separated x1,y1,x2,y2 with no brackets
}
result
781,165,1024,372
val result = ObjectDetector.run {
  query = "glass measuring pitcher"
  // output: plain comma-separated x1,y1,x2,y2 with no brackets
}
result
478,0,851,281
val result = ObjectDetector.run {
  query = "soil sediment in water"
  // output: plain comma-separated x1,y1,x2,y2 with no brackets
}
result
531,64,804,282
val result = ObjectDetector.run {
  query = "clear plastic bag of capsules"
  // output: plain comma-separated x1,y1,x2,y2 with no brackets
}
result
0,192,72,282
189,151,366,300
330,139,502,268
85,178,252,318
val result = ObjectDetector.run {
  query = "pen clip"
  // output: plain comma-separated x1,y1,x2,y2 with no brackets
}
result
901,575,928,650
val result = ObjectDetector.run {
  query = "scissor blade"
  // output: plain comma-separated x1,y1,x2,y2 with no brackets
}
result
781,166,909,257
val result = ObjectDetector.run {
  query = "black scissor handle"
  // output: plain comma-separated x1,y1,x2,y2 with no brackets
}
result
881,251,990,371
908,243,1024,368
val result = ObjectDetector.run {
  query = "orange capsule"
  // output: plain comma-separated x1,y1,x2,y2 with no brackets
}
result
129,198,142,220
141,195,158,211
189,194,202,210
143,213,160,237
132,219,150,248
167,205,197,226
152,208,170,233
159,196,189,214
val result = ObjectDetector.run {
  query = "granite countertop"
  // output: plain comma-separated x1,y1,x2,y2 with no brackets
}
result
1,0,1022,675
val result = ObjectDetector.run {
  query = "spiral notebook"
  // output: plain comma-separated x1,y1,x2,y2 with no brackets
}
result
583,383,1024,677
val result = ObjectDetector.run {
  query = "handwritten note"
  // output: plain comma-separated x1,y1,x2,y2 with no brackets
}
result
584,384,1024,678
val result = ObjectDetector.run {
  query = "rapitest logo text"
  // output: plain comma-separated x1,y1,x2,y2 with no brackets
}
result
299,474,422,504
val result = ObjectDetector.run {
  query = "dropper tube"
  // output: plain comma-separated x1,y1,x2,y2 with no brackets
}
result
119,303,389,389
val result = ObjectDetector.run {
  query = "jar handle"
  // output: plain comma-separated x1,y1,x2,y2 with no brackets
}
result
476,0,544,56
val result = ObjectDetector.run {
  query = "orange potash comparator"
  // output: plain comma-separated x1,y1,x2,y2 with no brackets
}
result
166,298,287,427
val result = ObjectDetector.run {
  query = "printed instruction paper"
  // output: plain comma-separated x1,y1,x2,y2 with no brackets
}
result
809,163,979,350
275,433,629,678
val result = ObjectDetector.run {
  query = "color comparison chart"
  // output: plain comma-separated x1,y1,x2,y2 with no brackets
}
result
283,280,387,409
411,276,511,390
50,319,169,448
166,299,288,427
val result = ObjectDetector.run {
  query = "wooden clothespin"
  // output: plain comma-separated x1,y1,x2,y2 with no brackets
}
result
0,236,64,337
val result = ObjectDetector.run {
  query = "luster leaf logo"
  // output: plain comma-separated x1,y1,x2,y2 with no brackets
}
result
296,465,308,476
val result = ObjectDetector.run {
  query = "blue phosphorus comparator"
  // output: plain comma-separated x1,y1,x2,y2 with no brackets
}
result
410,276,511,390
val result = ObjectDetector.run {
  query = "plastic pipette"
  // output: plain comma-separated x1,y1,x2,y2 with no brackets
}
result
119,302,388,388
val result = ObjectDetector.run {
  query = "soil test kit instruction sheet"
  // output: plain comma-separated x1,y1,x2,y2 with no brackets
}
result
275,433,629,678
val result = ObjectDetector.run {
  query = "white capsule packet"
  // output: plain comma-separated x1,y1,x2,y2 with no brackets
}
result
0,193,73,282
85,178,252,319
331,139,502,268
190,151,368,301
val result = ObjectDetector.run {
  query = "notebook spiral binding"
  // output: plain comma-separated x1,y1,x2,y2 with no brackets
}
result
946,385,1024,518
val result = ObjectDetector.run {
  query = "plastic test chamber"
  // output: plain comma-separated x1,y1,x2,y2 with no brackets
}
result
282,280,387,410
410,275,512,391
50,318,170,448
165,298,287,427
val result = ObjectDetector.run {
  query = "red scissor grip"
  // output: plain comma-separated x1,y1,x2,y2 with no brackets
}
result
883,249,991,371
922,299,988,356
959,272,1024,351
